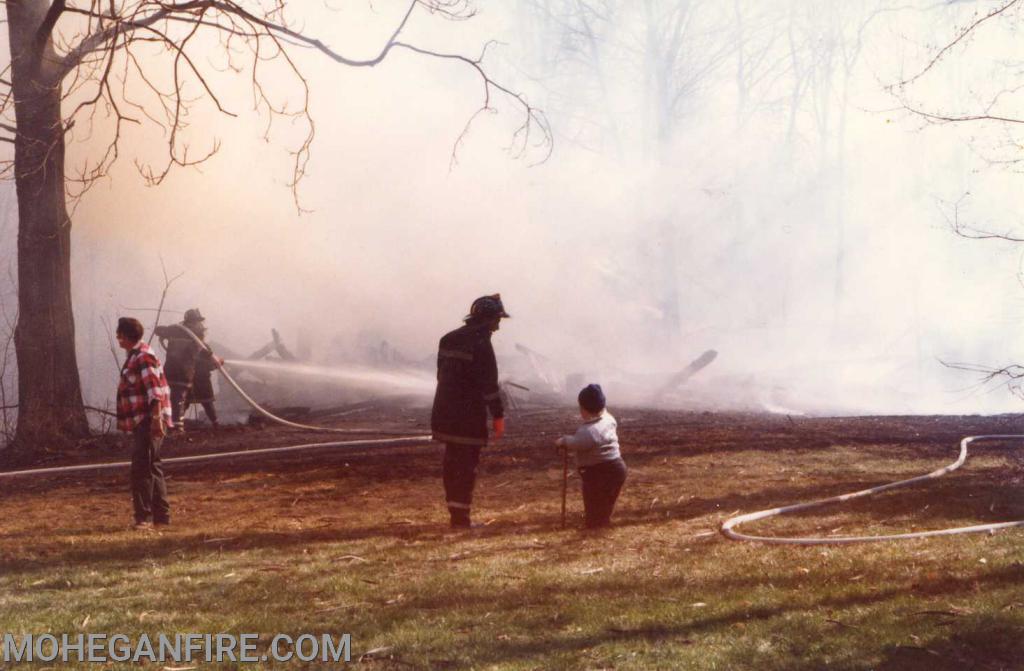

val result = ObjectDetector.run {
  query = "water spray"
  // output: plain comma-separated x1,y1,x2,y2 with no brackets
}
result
224,359,434,395
0,329,438,481
170,324,427,436
721,434,1024,544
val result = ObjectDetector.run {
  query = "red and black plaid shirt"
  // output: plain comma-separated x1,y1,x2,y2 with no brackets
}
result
116,342,173,432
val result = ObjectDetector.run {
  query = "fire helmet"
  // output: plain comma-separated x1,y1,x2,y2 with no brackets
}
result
183,308,205,324
465,294,511,322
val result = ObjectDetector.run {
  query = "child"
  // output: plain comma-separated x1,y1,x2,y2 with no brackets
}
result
555,384,627,528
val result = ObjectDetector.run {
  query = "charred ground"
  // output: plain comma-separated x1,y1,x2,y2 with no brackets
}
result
1,409,1023,670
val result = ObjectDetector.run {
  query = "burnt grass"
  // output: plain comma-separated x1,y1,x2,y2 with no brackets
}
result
1,408,1023,669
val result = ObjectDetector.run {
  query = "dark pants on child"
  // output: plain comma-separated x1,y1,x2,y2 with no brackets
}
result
580,457,627,528
131,423,170,524
443,444,482,526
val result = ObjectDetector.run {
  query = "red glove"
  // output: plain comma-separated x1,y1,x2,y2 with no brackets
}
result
492,417,505,440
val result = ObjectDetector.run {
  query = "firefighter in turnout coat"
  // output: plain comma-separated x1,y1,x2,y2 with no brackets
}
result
431,294,509,528
153,308,222,429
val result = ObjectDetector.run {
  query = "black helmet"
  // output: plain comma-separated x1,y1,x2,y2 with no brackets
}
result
183,308,205,324
465,294,511,322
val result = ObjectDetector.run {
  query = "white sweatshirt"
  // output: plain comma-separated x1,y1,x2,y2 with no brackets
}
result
561,412,621,467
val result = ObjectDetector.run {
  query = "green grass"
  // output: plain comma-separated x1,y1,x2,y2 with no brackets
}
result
1,413,1023,669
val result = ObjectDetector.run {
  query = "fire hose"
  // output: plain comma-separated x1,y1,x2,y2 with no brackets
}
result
720,434,1024,544
170,323,426,437
0,436,433,480
0,325,435,480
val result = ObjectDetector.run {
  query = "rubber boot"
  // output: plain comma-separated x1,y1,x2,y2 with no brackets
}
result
449,507,472,528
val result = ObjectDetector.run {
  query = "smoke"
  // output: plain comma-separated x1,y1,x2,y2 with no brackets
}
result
3,0,1022,419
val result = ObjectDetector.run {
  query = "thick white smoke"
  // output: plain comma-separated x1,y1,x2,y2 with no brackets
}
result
2,0,1022,419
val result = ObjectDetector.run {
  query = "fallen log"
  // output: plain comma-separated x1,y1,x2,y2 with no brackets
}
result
654,349,718,400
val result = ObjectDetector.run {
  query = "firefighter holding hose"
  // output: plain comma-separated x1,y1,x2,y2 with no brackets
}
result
431,294,509,528
154,309,223,430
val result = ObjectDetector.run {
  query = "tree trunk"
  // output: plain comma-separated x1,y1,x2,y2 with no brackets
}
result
6,1,90,458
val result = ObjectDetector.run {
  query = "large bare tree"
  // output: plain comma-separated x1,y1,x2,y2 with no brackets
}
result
1,0,548,460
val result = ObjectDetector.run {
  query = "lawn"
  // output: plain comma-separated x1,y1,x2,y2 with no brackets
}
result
1,410,1022,669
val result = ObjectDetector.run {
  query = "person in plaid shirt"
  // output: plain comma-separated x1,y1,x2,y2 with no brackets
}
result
116,317,174,529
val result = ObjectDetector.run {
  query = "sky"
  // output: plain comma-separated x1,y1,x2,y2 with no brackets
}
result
2,0,1024,417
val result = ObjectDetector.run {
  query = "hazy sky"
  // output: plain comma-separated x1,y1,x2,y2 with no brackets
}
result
2,0,1023,416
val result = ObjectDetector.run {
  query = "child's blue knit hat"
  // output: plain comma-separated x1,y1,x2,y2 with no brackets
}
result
578,384,606,413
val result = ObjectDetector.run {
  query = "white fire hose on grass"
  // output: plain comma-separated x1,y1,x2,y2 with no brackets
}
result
721,434,1024,545
0,436,432,480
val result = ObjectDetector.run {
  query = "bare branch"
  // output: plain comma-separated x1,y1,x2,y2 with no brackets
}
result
60,0,417,74
120,306,184,313
99,315,121,372
0,404,118,418
893,0,1021,89
900,105,1023,126
59,4,173,79
396,41,553,164
84,405,117,418
37,0,549,211
35,0,67,51
147,257,184,346
939,194,1024,242
0,290,16,444
941,359,1024,400
216,0,418,66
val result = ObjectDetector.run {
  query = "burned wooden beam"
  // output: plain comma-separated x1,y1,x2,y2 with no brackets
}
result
247,328,297,361
655,349,718,400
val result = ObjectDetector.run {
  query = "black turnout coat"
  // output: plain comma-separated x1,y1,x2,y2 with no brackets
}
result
153,323,212,389
431,322,504,445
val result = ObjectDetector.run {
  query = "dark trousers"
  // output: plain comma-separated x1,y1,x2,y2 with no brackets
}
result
579,458,627,528
172,384,218,426
443,444,482,525
185,399,218,424
131,424,170,524
169,384,189,427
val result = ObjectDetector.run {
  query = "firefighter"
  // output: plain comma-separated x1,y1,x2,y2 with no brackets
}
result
153,308,222,430
431,294,509,528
